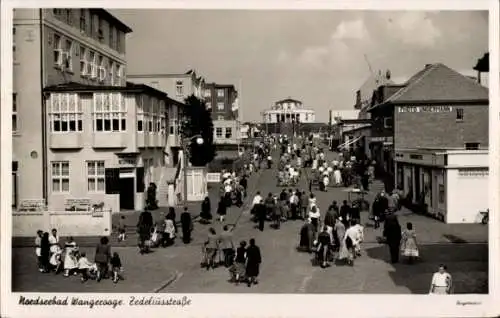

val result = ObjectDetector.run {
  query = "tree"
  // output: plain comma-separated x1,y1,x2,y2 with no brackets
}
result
181,94,216,166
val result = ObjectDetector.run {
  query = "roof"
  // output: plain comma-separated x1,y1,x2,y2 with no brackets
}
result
339,119,372,125
205,83,236,89
370,63,488,110
90,9,132,33
276,98,302,104
127,73,193,78
43,82,184,106
356,70,394,107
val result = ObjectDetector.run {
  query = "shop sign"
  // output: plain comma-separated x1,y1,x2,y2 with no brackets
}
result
18,199,47,212
65,198,91,211
369,136,393,143
398,106,453,113
207,173,221,183
118,158,136,167
458,168,488,177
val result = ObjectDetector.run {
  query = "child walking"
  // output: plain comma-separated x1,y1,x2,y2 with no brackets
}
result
117,216,126,242
77,252,95,282
110,252,123,284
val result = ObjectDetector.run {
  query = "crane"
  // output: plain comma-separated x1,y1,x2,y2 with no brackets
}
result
363,53,374,76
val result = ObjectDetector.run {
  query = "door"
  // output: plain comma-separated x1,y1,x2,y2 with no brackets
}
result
119,177,135,210
414,166,420,202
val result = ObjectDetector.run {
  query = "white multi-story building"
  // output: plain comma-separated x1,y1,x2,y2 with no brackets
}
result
262,98,315,123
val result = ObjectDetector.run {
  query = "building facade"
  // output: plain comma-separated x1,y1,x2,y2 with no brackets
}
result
41,83,178,212
12,8,132,210
203,83,238,121
263,98,315,124
369,63,489,223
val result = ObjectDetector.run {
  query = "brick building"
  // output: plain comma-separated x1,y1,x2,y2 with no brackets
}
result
368,63,489,223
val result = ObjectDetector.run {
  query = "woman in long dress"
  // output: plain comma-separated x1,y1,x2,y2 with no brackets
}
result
335,218,348,262
333,167,342,186
63,237,79,277
400,222,419,263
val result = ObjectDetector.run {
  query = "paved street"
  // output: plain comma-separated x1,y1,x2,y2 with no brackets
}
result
11,146,488,294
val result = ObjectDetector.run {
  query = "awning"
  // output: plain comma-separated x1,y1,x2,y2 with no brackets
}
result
337,135,363,150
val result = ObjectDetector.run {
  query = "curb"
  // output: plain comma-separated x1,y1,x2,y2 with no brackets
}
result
150,271,183,293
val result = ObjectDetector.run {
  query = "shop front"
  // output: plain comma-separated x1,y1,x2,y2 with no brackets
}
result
394,149,488,223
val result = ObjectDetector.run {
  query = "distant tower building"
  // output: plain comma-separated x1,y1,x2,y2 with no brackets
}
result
262,97,315,124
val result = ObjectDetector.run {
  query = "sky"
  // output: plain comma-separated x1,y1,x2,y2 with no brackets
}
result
111,9,488,122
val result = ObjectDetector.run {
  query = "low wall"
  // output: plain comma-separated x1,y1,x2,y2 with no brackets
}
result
12,210,112,237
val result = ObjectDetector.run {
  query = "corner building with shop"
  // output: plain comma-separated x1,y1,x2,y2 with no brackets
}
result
368,63,488,223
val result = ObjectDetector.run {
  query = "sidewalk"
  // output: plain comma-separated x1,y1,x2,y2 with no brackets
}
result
319,147,488,244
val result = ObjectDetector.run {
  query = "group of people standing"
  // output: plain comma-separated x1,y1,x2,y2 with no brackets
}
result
34,229,123,284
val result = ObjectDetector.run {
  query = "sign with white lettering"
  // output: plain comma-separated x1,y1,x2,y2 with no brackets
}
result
118,158,136,166
18,199,47,212
207,173,221,183
369,136,393,143
398,106,453,113
458,168,488,177
65,198,91,211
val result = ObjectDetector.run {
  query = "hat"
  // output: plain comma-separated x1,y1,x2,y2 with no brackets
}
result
338,217,343,221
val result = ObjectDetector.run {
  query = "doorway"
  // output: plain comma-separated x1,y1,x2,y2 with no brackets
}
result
119,177,135,210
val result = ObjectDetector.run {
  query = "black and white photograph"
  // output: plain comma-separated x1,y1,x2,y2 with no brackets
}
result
1,0,498,317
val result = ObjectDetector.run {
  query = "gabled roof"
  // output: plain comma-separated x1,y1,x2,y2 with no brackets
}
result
357,70,394,105
370,63,488,111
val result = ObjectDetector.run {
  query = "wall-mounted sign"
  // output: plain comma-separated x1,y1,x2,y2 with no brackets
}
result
398,106,453,113
409,154,423,160
369,136,393,143
118,158,136,166
18,199,47,212
458,168,488,177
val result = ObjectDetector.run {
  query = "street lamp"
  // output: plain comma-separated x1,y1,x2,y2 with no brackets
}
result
183,134,204,205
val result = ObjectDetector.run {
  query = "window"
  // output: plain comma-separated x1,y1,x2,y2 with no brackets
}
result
438,184,445,204
116,64,124,86
176,81,184,97
89,51,98,79
79,9,86,33
90,14,96,37
51,161,70,193
383,117,393,129
109,62,115,85
206,100,212,109
53,34,62,67
87,161,105,192
204,90,211,98
66,9,74,26
217,89,224,97
159,100,166,134
79,46,88,76
12,93,18,133
93,93,126,132
98,56,106,82
456,108,464,121
465,142,480,150
98,18,104,42
216,127,223,138
217,102,224,111
49,93,83,132
116,31,122,53
13,27,16,63
217,115,225,121
109,25,115,49
225,127,232,138
63,39,73,71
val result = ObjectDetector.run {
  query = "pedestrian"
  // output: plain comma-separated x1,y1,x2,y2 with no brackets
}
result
383,213,402,263
256,199,267,231
290,190,299,219
300,191,308,219
344,220,360,265
400,222,419,263
166,207,177,233
110,252,123,284
137,209,153,254
317,226,332,268
298,218,315,253
94,236,111,282
180,207,193,244
162,215,176,247
239,175,248,196
77,252,94,282
350,201,361,222
117,216,126,242
34,230,43,272
230,240,248,285
63,237,79,277
309,205,321,236
274,198,284,229
251,191,263,216
329,200,340,218
219,225,235,268
40,232,50,273
265,192,275,220
334,217,346,256
351,219,365,257
429,264,453,294
200,196,212,224
217,196,227,223
49,228,60,255
203,228,219,270
245,238,262,287
340,200,351,227
308,193,317,209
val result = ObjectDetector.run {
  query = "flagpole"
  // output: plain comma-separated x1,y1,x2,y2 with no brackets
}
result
238,78,242,153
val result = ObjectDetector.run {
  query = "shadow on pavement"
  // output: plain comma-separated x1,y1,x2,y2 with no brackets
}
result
364,243,488,294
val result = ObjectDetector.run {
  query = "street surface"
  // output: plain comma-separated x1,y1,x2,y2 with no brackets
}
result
11,144,488,294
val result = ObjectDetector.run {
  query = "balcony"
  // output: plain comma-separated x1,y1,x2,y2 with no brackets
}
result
93,132,128,149
49,133,84,149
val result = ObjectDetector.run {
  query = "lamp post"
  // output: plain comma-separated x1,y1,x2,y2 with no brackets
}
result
182,134,204,205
